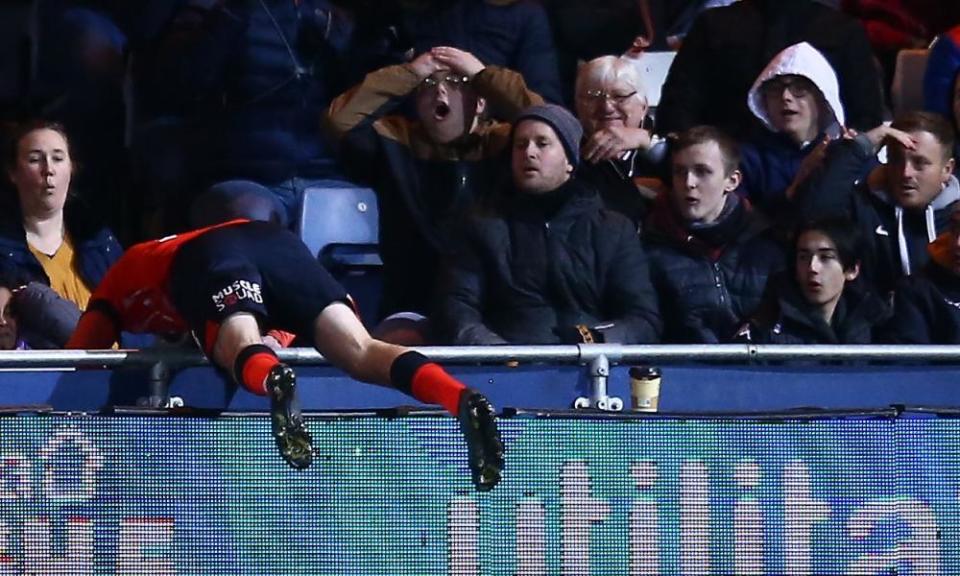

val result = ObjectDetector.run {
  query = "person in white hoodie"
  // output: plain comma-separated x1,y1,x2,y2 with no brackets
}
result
794,110,959,298
739,42,846,221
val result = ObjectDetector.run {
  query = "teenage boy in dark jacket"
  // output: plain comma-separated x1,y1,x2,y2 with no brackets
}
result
643,126,785,343
437,105,660,345
737,218,890,344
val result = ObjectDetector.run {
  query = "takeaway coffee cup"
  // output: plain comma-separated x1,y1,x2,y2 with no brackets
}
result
630,366,661,412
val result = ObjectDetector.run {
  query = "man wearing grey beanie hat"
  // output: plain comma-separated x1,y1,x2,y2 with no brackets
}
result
436,103,661,345
513,104,584,169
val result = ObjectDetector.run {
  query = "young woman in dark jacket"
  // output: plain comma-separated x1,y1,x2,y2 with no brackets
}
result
0,120,122,348
739,218,891,344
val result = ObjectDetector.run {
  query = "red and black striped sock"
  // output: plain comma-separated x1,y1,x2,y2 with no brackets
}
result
390,351,465,415
233,344,280,396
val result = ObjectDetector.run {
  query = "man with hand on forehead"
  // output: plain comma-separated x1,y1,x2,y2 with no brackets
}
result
326,46,542,342
795,111,959,296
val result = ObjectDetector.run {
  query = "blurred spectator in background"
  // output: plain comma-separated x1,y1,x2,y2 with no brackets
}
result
924,25,960,160
146,0,357,231
29,1,132,239
657,0,884,139
546,0,653,104
885,209,960,343
659,0,737,50
795,112,958,296
740,42,847,222
574,55,667,227
325,47,541,342
437,105,660,345
842,0,960,97
0,120,121,348
644,126,785,343
738,218,890,344
394,0,563,105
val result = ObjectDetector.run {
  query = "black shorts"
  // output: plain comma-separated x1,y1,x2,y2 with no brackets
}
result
168,221,349,338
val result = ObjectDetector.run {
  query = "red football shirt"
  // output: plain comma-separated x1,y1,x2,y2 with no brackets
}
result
67,220,248,349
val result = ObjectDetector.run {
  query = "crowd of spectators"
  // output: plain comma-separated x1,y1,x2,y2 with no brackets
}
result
2,0,960,350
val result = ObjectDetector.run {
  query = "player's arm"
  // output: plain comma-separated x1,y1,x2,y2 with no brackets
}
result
67,299,122,349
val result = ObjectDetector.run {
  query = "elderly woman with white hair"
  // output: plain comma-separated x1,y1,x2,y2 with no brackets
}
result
739,41,848,222
574,55,667,226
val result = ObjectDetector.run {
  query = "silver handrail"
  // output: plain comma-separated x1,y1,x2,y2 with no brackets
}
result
3,344,960,369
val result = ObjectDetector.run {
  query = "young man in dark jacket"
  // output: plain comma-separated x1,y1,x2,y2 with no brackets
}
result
644,126,785,343
884,209,960,343
437,105,660,345
795,111,959,297
738,218,890,344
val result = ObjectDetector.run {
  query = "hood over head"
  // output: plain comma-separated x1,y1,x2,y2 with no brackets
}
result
748,42,845,133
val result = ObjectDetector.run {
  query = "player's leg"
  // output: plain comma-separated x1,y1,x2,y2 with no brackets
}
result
311,302,504,491
206,312,313,470
167,223,316,471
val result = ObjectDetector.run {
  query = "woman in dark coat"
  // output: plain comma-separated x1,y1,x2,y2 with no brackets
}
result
0,120,122,348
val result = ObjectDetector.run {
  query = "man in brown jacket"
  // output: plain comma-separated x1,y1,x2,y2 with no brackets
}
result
325,46,542,342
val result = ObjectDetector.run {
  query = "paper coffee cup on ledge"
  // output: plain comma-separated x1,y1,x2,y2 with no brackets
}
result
630,366,661,412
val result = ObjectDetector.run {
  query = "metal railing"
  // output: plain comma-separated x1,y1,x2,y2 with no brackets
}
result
2,344,960,369
2,345,959,412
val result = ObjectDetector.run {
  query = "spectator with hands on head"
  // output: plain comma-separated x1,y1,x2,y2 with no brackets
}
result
326,45,543,343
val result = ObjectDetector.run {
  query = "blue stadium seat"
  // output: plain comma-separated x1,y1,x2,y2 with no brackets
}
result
297,184,382,270
632,51,676,109
297,184,383,324
891,48,929,115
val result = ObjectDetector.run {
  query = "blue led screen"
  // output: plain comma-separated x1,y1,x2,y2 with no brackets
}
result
0,414,958,575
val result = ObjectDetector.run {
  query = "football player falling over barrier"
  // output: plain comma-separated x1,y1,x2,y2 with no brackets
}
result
67,219,504,491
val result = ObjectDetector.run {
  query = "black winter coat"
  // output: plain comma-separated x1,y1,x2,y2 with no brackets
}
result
0,200,121,291
643,195,786,343
738,276,891,344
437,180,661,344
884,262,960,344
